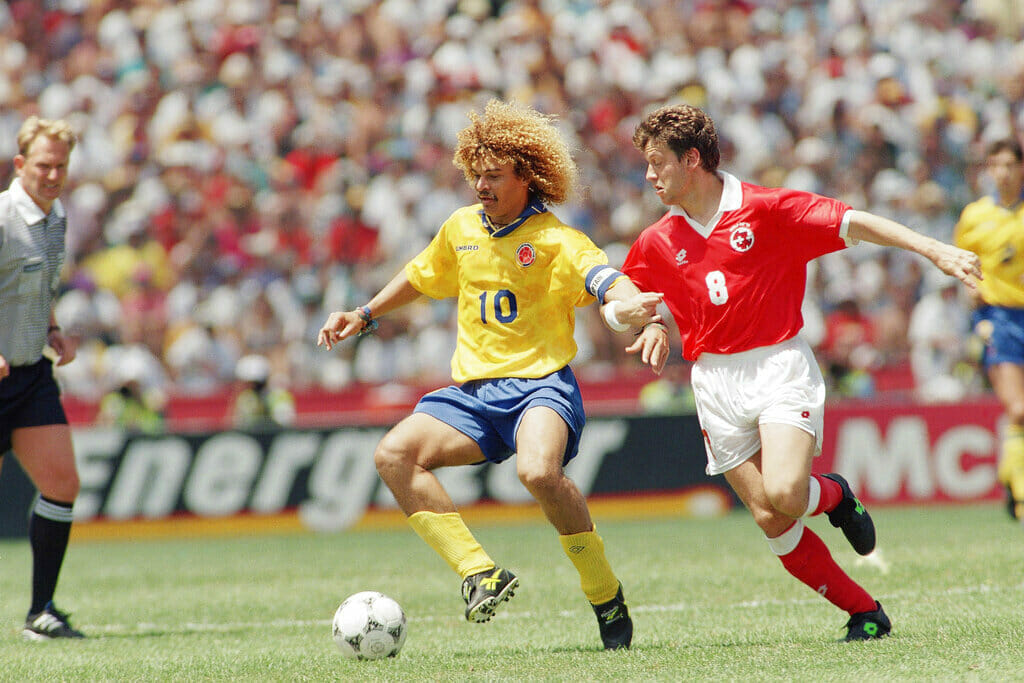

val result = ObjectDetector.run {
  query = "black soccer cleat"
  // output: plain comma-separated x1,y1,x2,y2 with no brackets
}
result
462,567,518,623
23,602,85,640
823,473,876,555
841,601,891,642
592,584,633,650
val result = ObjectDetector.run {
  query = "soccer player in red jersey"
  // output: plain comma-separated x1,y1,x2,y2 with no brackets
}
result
616,104,982,641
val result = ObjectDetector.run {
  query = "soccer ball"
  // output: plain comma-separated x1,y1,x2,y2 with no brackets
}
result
332,591,407,660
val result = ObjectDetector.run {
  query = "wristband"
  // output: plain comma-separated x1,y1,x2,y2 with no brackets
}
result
47,325,61,334
356,305,378,336
602,300,630,333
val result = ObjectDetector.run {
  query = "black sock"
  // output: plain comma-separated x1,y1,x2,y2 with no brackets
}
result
28,496,74,614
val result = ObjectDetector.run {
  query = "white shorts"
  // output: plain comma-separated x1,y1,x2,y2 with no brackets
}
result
691,336,826,476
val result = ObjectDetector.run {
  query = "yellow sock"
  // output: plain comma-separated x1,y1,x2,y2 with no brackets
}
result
999,425,1024,499
559,528,620,605
408,511,494,580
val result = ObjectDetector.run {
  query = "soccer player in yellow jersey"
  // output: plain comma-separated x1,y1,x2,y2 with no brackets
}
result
318,99,666,649
954,137,1024,520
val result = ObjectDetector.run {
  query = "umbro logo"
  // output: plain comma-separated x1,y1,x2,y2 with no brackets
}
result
567,544,585,554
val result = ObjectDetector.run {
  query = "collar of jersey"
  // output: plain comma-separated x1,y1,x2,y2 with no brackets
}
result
668,171,741,238
9,178,65,225
479,196,547,237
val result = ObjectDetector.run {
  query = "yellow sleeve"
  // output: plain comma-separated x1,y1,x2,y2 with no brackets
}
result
569,232,613,307
405,221,458,300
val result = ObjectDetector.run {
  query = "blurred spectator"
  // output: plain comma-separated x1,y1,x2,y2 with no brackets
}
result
94,344,168,433
820,297,877,398
638,362,696,415
231,353,296,429
2,0,1020,405
908,269,975,403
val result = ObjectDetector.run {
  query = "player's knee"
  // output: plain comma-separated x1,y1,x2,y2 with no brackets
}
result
38,464,79,501
374,435,408,473
517,459,561,496
1005,401,1024,425
763,480,805,519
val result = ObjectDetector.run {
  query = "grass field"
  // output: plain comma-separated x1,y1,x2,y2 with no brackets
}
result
1,502,1022,681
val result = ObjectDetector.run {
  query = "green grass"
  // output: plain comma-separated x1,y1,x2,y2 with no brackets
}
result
1,503,1022,681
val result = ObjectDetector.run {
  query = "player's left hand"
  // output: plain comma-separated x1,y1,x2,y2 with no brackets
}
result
933,244,982,289
625,323,670,375
47,328,76,365
615,292,664,328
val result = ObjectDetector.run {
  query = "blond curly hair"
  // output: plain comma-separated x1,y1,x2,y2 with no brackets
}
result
453,99,577,205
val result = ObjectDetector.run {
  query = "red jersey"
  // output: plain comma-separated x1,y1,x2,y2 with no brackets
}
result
622,173,852,360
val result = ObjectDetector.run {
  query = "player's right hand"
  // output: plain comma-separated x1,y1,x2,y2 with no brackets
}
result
317,311,363,350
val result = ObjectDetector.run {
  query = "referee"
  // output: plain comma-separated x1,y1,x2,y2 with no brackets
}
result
0,116,84,639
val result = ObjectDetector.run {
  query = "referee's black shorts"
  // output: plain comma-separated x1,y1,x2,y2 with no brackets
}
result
0,357,67,455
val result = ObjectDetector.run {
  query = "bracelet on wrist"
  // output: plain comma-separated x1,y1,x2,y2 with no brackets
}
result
47,325,61,335
356,305,378,336
634,321,668,337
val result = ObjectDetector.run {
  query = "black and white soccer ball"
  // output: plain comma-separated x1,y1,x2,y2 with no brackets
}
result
332,591,407,660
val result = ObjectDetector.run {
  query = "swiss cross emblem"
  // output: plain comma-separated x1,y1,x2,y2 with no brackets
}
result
516,243,536,267
730,224,754,252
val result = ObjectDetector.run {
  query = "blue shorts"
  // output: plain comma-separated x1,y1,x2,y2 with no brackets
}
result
414,366,586,465
977,305,1024,367
0,358,67,455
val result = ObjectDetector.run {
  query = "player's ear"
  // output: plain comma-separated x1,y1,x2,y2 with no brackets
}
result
685,148,701,169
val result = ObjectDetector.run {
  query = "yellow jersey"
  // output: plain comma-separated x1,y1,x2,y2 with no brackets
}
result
406,201,619,382
954,196,1024,307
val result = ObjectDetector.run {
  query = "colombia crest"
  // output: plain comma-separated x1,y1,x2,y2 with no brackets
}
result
516,243,536,267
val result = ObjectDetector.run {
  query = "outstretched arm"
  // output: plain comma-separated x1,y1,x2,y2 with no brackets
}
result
317,269,423,350
846,210,982,288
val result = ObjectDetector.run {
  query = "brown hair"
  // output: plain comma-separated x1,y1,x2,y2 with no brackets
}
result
633,104,720,172
453,99,577,205
17,116,77,156
987,137,1023,163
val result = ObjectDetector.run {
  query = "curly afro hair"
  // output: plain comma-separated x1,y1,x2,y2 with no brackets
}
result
453,99,578,205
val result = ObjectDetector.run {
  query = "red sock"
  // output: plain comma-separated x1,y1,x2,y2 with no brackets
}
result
810,474,843,516
776,523,875,615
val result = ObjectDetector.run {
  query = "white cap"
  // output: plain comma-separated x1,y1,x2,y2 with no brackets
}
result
235,354,270,383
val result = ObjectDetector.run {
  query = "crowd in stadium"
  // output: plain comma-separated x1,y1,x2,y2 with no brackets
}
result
1,0,1023,413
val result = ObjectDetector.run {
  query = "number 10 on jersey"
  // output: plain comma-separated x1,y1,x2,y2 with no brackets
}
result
479,289,518,323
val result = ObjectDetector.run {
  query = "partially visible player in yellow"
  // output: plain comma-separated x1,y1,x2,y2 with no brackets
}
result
955,137,1024,520
318,99,666,649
